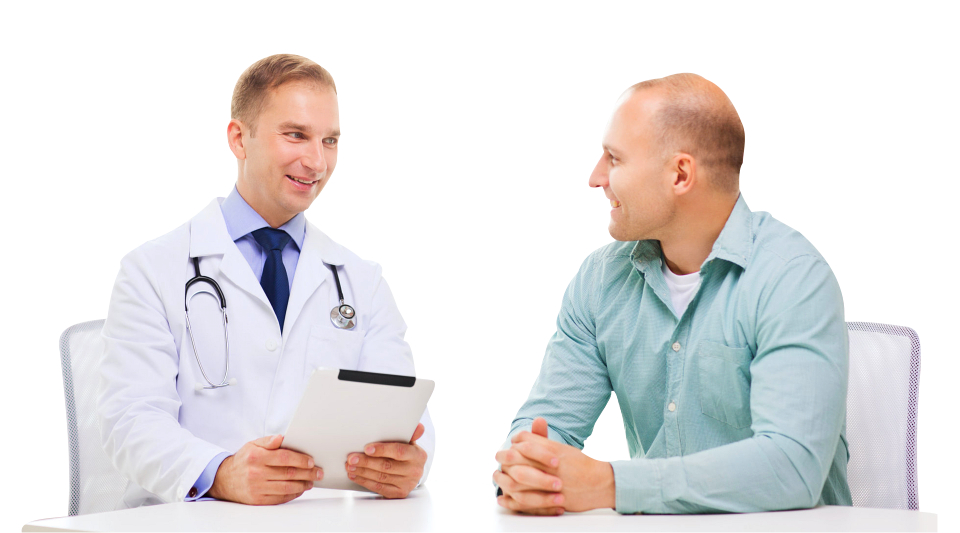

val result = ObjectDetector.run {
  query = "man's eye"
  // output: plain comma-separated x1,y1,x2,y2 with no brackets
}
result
287,132,305,139
324,137,338,146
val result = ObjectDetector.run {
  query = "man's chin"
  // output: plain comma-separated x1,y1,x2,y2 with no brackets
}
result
608,222,640,242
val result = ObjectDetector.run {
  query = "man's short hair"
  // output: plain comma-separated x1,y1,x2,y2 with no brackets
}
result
632,74,745,193
231,54,337,136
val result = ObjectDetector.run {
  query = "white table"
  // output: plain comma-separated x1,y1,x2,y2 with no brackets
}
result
23,487,937,532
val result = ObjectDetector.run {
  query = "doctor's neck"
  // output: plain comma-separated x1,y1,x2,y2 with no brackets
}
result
235,181,298,229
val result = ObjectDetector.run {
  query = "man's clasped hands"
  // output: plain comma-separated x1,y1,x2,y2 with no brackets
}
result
493,417,617,515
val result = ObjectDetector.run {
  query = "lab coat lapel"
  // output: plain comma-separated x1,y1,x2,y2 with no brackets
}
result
284,222,345,335
189,199,271,310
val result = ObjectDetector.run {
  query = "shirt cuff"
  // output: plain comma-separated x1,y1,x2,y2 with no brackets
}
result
186,452,231,501
610,457,686,514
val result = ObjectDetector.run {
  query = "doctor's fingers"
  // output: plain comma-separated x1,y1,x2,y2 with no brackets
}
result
348,453,424,477
260,480,315,496
249,490,307,506
409,423,425,444
361,441,427,463
265,465,324,482
259,447,315,469
347,474,411,499
347,466,418,489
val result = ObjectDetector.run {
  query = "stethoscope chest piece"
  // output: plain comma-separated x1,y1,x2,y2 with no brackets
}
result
328,263,357,330
330,304,356,329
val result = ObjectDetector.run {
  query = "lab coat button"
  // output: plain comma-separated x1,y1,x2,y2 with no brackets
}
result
187,487,198,498
266,340,278,351
668,402,677,412
672,342,681,352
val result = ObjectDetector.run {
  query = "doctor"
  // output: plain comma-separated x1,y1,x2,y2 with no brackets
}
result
98,54,434,507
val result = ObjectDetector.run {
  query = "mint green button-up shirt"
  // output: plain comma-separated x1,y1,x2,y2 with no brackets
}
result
507,196,852,514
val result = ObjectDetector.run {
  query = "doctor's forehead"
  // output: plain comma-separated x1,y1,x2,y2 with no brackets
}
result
259,82,340,128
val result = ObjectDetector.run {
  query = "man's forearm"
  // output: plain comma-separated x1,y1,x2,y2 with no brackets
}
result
611,431,839,514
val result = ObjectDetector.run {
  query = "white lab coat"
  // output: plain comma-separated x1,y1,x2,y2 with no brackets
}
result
97,199,434,508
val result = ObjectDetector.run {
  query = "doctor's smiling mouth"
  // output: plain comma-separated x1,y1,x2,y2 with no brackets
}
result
286,174,321,190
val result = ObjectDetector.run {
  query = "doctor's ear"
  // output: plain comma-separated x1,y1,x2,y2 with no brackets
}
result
227,119,248,160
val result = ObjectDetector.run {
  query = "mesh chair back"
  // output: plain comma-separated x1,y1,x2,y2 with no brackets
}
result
846,322,920,510
60,319,127,515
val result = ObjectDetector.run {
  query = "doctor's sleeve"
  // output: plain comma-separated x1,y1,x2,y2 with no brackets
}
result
355,263,435,485
98,249,229,503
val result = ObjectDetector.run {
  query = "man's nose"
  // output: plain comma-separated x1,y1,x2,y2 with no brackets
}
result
588,154,607,188
302,140,328,175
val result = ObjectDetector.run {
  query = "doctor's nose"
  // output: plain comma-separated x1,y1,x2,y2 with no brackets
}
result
301,141,328,176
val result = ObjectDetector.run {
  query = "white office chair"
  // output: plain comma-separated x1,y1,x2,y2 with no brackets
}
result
845,321,921,510
59,319,126,515
59,319,920,514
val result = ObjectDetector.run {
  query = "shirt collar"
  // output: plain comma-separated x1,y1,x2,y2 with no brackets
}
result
631,194,754,273
706,194,754,269
220,185,306,251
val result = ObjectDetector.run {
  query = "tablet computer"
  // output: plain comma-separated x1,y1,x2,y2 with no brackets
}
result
281,368,435,491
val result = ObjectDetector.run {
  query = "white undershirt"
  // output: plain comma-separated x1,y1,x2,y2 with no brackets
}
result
661,260,701,317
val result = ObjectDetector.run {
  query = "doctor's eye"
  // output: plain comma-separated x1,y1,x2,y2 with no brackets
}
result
287,132,306,140
323,137,339,146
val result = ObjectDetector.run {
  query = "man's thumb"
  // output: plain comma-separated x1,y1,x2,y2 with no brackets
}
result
532,417,549,438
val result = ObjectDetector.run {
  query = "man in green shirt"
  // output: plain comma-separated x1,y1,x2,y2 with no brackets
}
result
494,74,852,515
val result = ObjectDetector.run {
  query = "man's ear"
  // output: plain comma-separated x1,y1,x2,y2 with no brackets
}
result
227,119,247,160
672,153,697,196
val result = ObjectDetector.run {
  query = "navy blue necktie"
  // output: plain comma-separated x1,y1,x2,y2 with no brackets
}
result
252,228,292,331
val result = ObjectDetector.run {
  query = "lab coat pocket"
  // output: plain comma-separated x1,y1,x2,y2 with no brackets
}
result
307,325,364,374
698,340,753,429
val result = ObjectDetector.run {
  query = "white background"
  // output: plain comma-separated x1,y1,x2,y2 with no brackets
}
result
2,1,956,530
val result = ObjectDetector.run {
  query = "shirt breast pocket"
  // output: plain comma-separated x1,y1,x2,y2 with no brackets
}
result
697,340,753,429
307,325,364,374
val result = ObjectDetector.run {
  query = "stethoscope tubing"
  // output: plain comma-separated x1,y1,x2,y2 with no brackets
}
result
185,255,356,391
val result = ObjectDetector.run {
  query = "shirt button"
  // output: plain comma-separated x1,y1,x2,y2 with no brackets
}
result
266,340,278,351
672,342,681,352
668,402,677,412
188,487,198,498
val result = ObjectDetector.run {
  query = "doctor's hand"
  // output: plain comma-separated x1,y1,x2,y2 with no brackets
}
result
208,434,323,505
494,417,616,515
345,423,427,499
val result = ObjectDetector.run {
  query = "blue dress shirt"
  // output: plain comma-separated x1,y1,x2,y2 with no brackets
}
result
185,186,306,501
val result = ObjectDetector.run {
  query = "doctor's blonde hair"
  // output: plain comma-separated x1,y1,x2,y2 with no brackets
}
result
231,54,337,136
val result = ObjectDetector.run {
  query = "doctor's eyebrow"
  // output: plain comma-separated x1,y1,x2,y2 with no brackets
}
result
278,122,340,137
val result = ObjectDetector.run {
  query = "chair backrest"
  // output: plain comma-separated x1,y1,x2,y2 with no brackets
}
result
60,319,127,515
845,322,920,510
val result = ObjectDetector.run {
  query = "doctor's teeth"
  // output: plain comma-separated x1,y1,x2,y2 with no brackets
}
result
611,200,621,208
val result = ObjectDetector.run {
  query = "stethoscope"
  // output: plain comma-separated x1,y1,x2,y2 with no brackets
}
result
185,256,356,391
